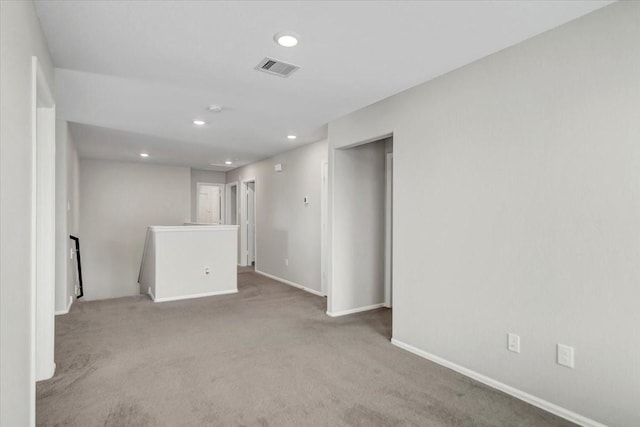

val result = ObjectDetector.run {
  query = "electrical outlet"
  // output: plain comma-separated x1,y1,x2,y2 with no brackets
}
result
507,333,520,353
70,248,74,260
204,267,210,275
284,258,289,266
557,344,574,368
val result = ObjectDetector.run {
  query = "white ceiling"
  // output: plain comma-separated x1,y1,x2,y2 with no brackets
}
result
35,0,612,171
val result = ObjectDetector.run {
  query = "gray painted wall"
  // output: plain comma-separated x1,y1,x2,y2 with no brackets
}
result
0,1,55,424
328,3,640,425
226,140,328,293
190,168,226,222
80,159,190,300
331,139,387,313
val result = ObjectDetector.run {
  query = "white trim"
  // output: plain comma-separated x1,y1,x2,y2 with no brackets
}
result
239,178,257,267
151,225,239,232
338,132,394,151
225,181,239,225
390,339,606,427
384,152,393,308
196,182,225,224
320,161,328,297
147,287,155,301
32,56,57,391
255,269,324,297
326,303,386,317
150,289,238,303
226,181,240,264
55,296,73,316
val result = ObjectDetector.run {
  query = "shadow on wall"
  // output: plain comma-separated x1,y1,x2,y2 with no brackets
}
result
257,228,288,275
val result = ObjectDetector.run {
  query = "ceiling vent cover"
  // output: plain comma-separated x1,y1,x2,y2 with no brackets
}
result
255,57,300,78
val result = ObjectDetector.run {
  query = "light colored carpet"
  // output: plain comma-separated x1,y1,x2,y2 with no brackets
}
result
37,271,575,426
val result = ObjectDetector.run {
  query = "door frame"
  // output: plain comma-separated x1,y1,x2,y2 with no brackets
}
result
225,181,239,225
320,161,328,296
239,178,256,267
226,181,240,265
195,182,225,224
384,152,393,308
31,56,56,397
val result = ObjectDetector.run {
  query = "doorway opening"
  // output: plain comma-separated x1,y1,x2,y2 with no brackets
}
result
226,182,240,265
240,179,256,267
226,182,238,225
327,135,393,333
196,182,224,224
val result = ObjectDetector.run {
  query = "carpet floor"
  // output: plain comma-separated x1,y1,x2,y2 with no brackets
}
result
37,271,575,427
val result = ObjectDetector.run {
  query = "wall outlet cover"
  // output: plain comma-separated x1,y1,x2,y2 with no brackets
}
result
557,344,575,368
507,333,520,353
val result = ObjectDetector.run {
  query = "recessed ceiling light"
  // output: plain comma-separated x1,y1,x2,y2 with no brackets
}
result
140,153,149,158
207,105,223,113
287,135,297,140
224,160,233,165
274,32,299,48
193,119,206,126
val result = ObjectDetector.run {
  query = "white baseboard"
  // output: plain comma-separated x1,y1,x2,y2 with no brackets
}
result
36,362,56,382
55,295,74,315
255,269,324,297
326,302,386,317
150,288,237,303
390,339,605,427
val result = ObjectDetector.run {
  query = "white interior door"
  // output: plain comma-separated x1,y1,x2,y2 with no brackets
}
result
246,182,255,265
197,183,222,224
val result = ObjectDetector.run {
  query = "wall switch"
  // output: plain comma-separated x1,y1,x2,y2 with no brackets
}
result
284,258,289,266
204,267,210,275
557,344,575,368
507,333,520,353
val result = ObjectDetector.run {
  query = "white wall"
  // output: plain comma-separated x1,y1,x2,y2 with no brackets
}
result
330,139,387,314
328,3,640,426
54,121,80,313
0,1,55,425
190,168,226,222
226,140,327,294
80,159,190,300
140,226,239,301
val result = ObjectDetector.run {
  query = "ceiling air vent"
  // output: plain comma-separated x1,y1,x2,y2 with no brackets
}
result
255,57,300,78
